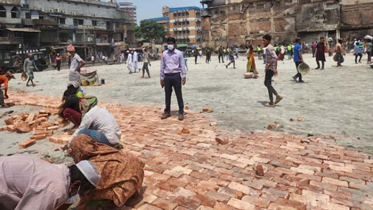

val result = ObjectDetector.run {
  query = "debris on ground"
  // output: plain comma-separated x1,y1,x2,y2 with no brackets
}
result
202,108,213,113
215,136,229,145
255,165,265,176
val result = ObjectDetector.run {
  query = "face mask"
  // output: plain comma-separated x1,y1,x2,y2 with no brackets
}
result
66,183,81,204
168,45,175,51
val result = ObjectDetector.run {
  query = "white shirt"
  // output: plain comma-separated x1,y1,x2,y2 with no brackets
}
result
71,106,121,145
69,54,82,82
133,52,138,62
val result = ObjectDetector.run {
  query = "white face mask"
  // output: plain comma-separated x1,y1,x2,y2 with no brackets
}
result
66,183,81,204
168,45,175,51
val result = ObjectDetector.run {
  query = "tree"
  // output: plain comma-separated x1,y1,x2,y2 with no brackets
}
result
135,20,166,42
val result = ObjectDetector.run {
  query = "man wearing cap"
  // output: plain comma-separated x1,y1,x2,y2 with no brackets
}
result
67,44,86,83
160,37,187,121
23,53,38,87
0,155,101,210
0,71,15,108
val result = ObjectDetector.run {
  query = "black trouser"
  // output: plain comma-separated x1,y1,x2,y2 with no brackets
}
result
264,70,277,103
142,62,150,77
164,74,184,114
0,89,4,106
316,60,324,69
206,56,211,63
195,55,198,64
294,61,302,81
355,53,362,63
218,54,224,63
56,60,61,71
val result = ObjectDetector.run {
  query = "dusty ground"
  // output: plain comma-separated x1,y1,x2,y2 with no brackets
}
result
6,53,373,153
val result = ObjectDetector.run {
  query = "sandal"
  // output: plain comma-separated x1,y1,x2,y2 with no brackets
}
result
275,96,284,105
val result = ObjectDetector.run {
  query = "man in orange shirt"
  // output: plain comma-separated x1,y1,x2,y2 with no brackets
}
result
55,53,62,71
0,71,15,108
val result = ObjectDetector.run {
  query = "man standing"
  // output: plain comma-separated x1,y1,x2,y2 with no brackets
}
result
91,54,95,66
55,53,62,71
127,51,133,74
235,46,239,59
23,53,38,87
160,37,187,121
194,49,199,64
67,44,86,83
287,44,292,60
0,72,15,108
263,34,283,107
336,39,345,67
218,46,224,63
292,37,305,83
0,155,100,210
311,42,317,57
141,48,151,78
315,37,326,70
133,50,139,73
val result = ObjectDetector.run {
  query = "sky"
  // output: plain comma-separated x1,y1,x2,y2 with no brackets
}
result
118,0,202,24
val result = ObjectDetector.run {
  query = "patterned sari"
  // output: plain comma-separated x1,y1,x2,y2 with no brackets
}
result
70,134,144,207
247,50,258,74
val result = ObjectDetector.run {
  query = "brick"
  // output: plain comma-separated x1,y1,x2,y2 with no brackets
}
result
301,190,330,207
6,125,15,132
152,198,177,210
174,196,200,209
228,182,256,195
15,123,31,133
25,114,35,123
227,198,255,210
206,191,231,202
173,187,196,197
47,126,59,131
5,117,14,125
137,204,162,210
31,134,47,140
214,202,237,210
48,134,71,144
322,177,348,187
324,202,350,210
163,166,193,177
0,126,7,131
19,139,35,148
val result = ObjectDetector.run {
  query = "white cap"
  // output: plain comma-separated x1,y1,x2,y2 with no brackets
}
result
76,160,101,187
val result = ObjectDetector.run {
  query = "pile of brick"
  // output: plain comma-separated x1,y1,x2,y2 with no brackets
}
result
0,109,70,148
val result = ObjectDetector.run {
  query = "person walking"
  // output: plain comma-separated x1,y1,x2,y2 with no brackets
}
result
226,49,236,69
292,37,305,83
336,39,345,67
354,42,363,64
315,37,326,70
0,71,15,108
23,53,38,87
365,39,372,64
133,50,139,72
218,46,224,63
67,44,86,83
160,37,187,121
311,42,317,57
287,44,292,60
194,49,199,64
141,48,151,78
263,34,283,107
55,53,62,71
206,48,211,64
257,45,262,60
126,51,133,74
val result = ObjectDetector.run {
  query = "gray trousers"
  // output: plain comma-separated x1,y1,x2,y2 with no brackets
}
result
0,90,4,106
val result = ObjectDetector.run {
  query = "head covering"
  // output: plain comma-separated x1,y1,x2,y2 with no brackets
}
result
76,160,101,187
68,81,80,88
67,44,75,52
5,71,15,80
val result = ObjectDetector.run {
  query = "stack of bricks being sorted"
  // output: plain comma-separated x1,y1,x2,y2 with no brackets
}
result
0,109,71,148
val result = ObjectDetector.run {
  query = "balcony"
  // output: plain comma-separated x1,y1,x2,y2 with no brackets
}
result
2,0,21,5
0,37,22,44
33,19,58,26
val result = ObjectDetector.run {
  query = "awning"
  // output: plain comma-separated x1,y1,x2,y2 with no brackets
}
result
96,43,112,46
7,28,41,33
51,46,65,50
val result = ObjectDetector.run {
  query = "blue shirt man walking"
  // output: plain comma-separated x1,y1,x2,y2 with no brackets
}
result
293,37,305,83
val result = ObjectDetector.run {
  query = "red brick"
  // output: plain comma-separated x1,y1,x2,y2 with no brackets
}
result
19,139,35,148
152,198,177,210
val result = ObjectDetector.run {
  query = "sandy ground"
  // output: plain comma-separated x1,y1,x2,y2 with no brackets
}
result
5,52,373,153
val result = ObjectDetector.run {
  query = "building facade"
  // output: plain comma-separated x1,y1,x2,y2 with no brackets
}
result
0,0,135,62
117,1,137,23
148,6,202,45
200,0,373,48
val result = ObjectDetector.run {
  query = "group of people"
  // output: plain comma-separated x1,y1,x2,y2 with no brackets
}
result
353,38,372,64
126,48,151,78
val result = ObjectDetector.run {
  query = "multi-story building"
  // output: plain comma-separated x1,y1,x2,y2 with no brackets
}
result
200,0,373,48
148,6,202,45
0,0,135,62
117,1,137,23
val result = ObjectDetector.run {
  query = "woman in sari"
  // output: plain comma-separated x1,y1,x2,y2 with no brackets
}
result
70,134,144,210
245,46,259,78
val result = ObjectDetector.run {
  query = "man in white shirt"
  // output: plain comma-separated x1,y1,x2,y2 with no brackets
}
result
133,51,139,72
67,44,86,83
69,106,121,147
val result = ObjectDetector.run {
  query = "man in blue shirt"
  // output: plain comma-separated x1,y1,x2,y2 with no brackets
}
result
292,37,305,83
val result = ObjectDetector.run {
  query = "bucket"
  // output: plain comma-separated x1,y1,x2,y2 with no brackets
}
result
101,79,105,84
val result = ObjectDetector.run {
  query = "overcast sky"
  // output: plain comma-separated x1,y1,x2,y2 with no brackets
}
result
118,0,202,24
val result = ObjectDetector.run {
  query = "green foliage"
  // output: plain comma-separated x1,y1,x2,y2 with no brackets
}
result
134,20,166,42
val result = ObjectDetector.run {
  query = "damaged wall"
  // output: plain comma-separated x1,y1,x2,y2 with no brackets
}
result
202,0,371,48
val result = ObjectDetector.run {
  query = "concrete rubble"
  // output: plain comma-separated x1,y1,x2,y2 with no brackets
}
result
1,90,373,209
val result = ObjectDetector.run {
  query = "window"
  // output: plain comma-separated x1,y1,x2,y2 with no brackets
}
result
92,20,97,26
74,19,83,26
39,15,44,20
73,19,78,26
11,6,20,18
60,18,65,24
0,5,6,18
0,30,6,37
25,12,31,19
78,19,83,25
